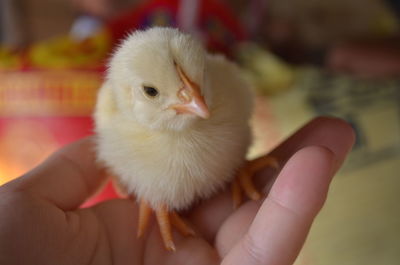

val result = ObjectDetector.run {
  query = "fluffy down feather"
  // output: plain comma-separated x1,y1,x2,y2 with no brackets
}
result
94,27,253,210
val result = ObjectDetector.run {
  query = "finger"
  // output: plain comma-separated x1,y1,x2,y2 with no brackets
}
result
87,199,144,264
144,221,220,265
220,146,335,265
255,116,355,191
269,116,355,173
89,198,220,265
189,116,355,241
3,137,106,210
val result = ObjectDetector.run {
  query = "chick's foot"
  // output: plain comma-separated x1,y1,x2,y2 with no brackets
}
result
232,156,279,208
137,200,195,251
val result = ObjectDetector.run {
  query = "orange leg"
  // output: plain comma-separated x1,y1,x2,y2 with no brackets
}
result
137,199,152,237
137,200,195,251
231,177,242,209
155,204,176,251
238,168,261,200
232,156,279,208
170,212,196,237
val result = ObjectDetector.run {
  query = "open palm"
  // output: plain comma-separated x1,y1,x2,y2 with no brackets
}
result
0,117,354,265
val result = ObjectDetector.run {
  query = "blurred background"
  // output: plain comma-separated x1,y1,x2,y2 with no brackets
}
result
0,0,399,264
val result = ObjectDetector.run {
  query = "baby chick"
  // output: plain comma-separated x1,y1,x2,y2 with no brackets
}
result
94,27,276,251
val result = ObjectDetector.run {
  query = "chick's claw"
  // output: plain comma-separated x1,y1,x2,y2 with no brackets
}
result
170,211,196,237
155,204,176,251
137,200,195,251
232,156,279,208
137,199,152,238
231,178,243,209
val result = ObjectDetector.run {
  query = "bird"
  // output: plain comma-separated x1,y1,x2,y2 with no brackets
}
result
94,27,277,251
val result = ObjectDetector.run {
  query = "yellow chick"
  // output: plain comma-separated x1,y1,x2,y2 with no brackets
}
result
94,27,276,251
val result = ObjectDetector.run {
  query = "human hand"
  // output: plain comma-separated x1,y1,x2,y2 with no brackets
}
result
0,117,354,265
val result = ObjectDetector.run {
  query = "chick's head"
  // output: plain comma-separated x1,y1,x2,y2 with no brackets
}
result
108,27,210,131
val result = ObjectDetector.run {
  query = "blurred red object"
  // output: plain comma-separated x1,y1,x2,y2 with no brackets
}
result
108,0,246,56
0,69,121,204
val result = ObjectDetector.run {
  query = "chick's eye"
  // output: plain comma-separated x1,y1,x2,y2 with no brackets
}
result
143,86,159,98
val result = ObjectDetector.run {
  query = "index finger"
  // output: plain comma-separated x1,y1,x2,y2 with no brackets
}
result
220,146,336,265
1,137,106,210
189,117,355,241
269,116,355,173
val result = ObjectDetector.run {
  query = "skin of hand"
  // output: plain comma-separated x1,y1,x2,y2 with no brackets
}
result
0,117,354,265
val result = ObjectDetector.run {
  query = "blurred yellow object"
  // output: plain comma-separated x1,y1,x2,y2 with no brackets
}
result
368,7,400,37
28,29,111,69
0,47,23,70
236,43,295,95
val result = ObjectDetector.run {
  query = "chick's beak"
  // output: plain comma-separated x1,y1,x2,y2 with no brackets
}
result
169,66,210,119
